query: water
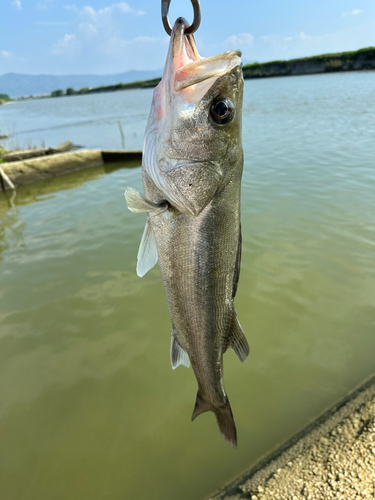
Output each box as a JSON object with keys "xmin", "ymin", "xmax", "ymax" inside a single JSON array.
[
  {"xmin": 0, "ymin": 71, "xmax": 375, "ymax": 500},
  {"xmin": 0, "ymin": 88, "xmax": 154, "ymax": 151}
]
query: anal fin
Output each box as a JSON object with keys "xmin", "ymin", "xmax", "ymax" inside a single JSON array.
[
  {"xmin": 228, "ymin": 311, "xmax": 250, "ymax": 363},
  {"xmin": 170, "ymin": 334, "xmax": 190, "ymax": 369},
  {"xmin": 136, "ymin": 219, "xmax": 158, "ymax": 277}
]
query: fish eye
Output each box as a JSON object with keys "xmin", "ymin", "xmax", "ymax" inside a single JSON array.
[{"xmin": 209, "ymin": 97, "xmax": 235, "ymax": 126}]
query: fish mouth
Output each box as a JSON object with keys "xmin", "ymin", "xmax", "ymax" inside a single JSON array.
[
  {"xmin": 175, "ymin": 50, "xmax": 242, "ymax": 92},
  {"xmin": 165, "ymin": 18, "xmax": 242, "ymax": 94}
]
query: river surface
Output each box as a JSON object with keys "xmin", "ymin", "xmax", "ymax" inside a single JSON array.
[{"xmin": 0, "ymin": 71, "xmax": 375, "ymax": 500}]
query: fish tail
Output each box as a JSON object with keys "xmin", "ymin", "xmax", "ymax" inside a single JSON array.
[
  {"xmin": 191, "ymin": 392, "xmax": 237, "ymax": 448},
  {"xmin": 124, "ymin": 187, "xmax": 168, "ymax": 214},
  {"xmin": 213, "ymin": 401, "xmax": 237, "ymax": 449}
]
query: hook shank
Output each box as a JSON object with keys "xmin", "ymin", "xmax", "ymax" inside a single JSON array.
[{"xmin": 162, "ymin": 0, "xmax": 201, "ymax": 36}]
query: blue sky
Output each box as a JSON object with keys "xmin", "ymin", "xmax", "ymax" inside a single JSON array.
[{"xmin": 1, "ymin": 0, "xmax": 375, "ymax": 75}]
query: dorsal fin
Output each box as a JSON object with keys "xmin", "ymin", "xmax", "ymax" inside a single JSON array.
[
  {"xmin": 226, "ymin": 311, "xmax": 250, "ymax": 363},
  {"xmin": 232, "ymin": 224, "xmax": 242, "ymax": 298}
]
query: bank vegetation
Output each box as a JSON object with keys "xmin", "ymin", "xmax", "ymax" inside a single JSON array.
[
  {"xmin": 0, "ymin": 93, "xmax": 12, "ymax": 105},
  {"xmin": 2, "ymin": 47, "xmax": 374, "ymax": 103}
]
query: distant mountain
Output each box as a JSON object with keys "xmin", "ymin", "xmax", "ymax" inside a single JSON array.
[{"xmin": 0, "ymin": 70, "xmax": 163, "ymax": 98}]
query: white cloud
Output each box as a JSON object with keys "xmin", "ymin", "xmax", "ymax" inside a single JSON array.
[
  {"xmin": 1, "ymin": 50, "xmax": 13, "ymax": 58},
  {"xmin": 53, "ymin": 2, "xmax": 151, "ymax": 60},
  {"xmin": 296, "ymin": 31, "xmax": 315, "ymax": 42},
  {"xmin": 0, "ymin": 50, "xmax": 25, "ymax": 64},
  {"xmin": 12, "ymin": 0, "xmax": 22, "ymax": 10},
  {"xmin": 234, "ymin": 22, "xmax": 375, "ymax": 64},
  {"xmin": 253, "ymin": 31, "xmax": 332, "ymax": 61},
  {"xmin": 51, "ymin": 1, "xmax": 157, "ymax": 67},
  {"xmin": 260, "ymin": 31, "xmax": 325, "ymax": 47},
  {"xmin": 77, "ymin": 3, "xmax": 144, "ymax": 22},
  {"xmin": 342, "ymin": 9, "xmax": 363, "ymax": 17},
  {"xmin": 225, "ymin": 33, "xmax": 254, "ymax": 46},
  {"xmin": 113, "ymin": 3, "xmax": 132, "ymax": 14},
  {"xmin": 64, "ymin": 5, "xmax": 78, "ymax": 12},
  {"xmin": 51, "ymin": 34, "xmax": 82, "ymax": 56},
  {"xmin": 35, "ymin": 21, "xmax": 71, "ymax": 26},
  {"xmin": 78, "ymin": 22, "xmax": 98, "ymax": 36},
  {"xmin": 99, "ymin": 35, "xmax": 165, "ymax": 56},
  {"xmin": 37, "ymin": 0, "xmax": 54, "ymax": 10},
  {"xmin": 61, "ymin": 3, "xmax": 146, "ymax": 46}
]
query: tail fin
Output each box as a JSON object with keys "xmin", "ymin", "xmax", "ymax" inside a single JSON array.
[{"xmin": 191, "ymin": 392, "xmax": 237, "ymax": 448}]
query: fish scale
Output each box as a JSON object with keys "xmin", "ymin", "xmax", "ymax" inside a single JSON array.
[{"xmin": 125, "ymin": 18, "xmax": 249, "ymax": 447}]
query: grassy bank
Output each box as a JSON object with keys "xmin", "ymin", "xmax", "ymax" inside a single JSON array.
[
  {"xmin": 242, "ymin": 46, "xmax": 375, "ymax": 79},
  {"xmin": 4, "ymin": 47, "xmax": 375, "ymax": 103},
  {"xmin": 48, "ymin": 47, "xmax": 375, "ymax": 99},
  {"xmin": 48, "ymin": 77, "xmax": 162, "ymax": 99},
  {"xmin": 0, "ymin": 93, "xmax": 12, "ymax": 105}
]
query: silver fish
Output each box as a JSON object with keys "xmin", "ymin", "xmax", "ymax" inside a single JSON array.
[{"xmin": 125, "ymin": 18, "xmax": 249, "ymax": 448}]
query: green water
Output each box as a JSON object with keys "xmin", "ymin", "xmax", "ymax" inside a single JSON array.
[{"xmin": 0, "ymin": 71, "xmax": 375, "ymax": 500}]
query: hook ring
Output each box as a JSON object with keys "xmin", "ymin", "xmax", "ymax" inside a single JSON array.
[{"xmin": 162, "ymin": 0, "xmax": 201, "ymax": 36}]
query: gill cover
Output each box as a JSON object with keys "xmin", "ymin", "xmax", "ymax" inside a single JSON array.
[{"xmin": 143, "ymin": 19, "xmax": 242, "ymax": 216}]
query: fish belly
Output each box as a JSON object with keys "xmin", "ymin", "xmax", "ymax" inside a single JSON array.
[{"xmin": 150, "ymin": 180, "xmax": 240, "ymax": 398}]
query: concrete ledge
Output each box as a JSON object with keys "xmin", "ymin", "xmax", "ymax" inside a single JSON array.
[
  {"xmin": 209, "ymin": 374, "xmax": 375, "ymax": 499},
  {"xmin": 2, "ymin": 141, "xmax": 73, "ymax": 162},
  {"xmin": 0, "ymin": 149, "xmax": 143, "ymax": 190},
  {"xmin": 1, "ymin": 150, "xmax": 104, "ymax": 189}
]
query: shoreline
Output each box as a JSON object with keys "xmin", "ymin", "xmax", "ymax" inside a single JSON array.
[
  {"xmin": 242, "ymin": 46, "xmax": 375, "ymax": 80},
  {"xmin": 5, "ymin": 47, "xmax": 374, "ymax": 102},
  {"xmin": 209, "ymin": 374, "xmax": 375, "ymax": 500}
]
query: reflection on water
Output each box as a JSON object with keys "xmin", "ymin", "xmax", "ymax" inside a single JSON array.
[{"xmin": 0, "ymin": 72, "xmax": 375, "ymax": 500}]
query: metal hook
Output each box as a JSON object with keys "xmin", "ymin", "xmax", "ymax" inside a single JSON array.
[{"xmin": 162, "ymin": 0, "xmax": 201, "ymax": 36}]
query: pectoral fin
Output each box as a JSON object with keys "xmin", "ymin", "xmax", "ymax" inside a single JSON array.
[
  {"xmin": 125, "ymin": 187, "xmax": 168, "ymax": 214},
  {"xmin": 170, "ymin": 334, "xmax": 190, "ymax": 369},
  {"xmin": 136, "ymin": 219, "xmax": 158, "ymax": 277},
  {"xmin": 227, "ymin": 311, "xmax": 250, "ymax": 363}
]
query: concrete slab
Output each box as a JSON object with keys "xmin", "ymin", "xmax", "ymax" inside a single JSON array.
[
  {"xmin": 209, "ymin": 374, "xmax": 375, "ymax": 500},
  {"xmin": 0, "ymin": 149, "xmax": 143, "ymax": 190}
]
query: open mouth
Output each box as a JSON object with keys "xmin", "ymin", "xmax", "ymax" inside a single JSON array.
[
  {"xmin": 165, "ymin": 19, "xmax": 242, "ymax": 93},
  {"xmin": 175, "ymin": 50, "xmax": 242, "ymax": 91}
]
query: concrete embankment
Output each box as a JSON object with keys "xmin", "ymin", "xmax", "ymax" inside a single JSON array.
[
  {"xmin": 0, "ymin": 149, "xmax": 142, "ymax": 190},
  {"xmin": 210, "ymin": 375, "xmax": 375, "ymax": 500},
  {"xmin": 2, "ymin": 140, "xmax": 73, "ymax": 162},
  {"xmin": 242, "ymin": 47, "xmax": 375, "ymax": 79}
]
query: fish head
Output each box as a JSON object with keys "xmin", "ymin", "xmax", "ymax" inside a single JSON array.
[{"xmin": 144, "ymin": 18, "xmax": 244, "ymax": 215}]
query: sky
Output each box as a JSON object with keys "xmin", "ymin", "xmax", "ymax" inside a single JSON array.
[{"xmin": 1, "ymin": 0, "xmax": 375, "ymax": 75}]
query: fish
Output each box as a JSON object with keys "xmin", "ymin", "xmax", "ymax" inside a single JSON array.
[{"xmin": 125, "ymin": 17, "xmax": 249, "ymax": 448}]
